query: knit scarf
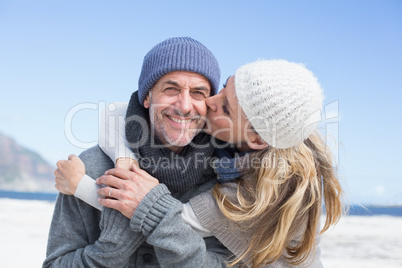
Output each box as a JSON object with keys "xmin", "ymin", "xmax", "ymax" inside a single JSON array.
[
  {"xmin": 125, "ymin": 91, "xmax": 217, "ymax": 194},
  {"xmin": 212, "ymin": 148, "xmax": 250, "ymax": 183}
]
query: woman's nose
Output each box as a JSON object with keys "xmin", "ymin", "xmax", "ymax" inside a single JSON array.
[{"xmin": 205, "ymin": 94, "xmax": 218, "ymax": 112}]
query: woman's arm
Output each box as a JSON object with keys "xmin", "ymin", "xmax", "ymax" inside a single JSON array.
[
  {"xmin": 55, "ymin": 152, "xmax": 213, "ymax": 237},
  {"xmin": 55, "ymin": 154, "xmax": 102, "ymax": 210},
  {"xmin": 99, "ymin": 102, "xmax": 137, "ymax": 163},
  {"xmin": 54, "ymin": 102, "xmax": 136, "ymax": 208},
  {"xmin": 190, "ymin": 184, "xmax": 324, "ymax": 268}
]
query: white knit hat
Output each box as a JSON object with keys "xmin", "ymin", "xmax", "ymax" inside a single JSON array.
[{"xmin": 234, "ymin": 59, "xmax": 323, "ymax": 149}]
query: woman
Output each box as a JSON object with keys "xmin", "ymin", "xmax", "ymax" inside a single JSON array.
[{"xmin": 56, "ymin": 59, "xmax": 344, "ymax": 267}]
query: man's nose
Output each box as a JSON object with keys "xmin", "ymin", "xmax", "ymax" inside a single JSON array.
[{"xmin": 176, "ymin": 91, "xmax": 192, "ymax": 115}]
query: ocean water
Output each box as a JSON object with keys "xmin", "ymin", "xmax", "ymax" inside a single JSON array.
[
  {"xmin": 0, "ymin": 190, "xmax": 58, "ymax": 201},
  {"xmin": 348, "ymin": 204, "xmax": 402, "ymax": 217}
]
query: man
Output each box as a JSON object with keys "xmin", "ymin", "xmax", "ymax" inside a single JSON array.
[{"xmin": 43, "ymin": 37, "xmax": 231, "ymax": 267}]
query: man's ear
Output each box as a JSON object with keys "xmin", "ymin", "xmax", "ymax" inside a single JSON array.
[
  {"xmin": 247, "ymin": 134, "xmax": 269, "ymax": 150},
  {"xmin": 143, "ymin": 94, "xmax": 150, "ymax": 108}
]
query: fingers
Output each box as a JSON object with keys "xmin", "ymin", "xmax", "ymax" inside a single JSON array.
[
  {"xmin": 54, "ymin": 168, "xmax": 66, "ymax": 180},
  {"xmin": 56, "ymin": 159, "xmax": 71, "ymax": 171},
  {"xmin": 115, "ymin": 157, "xmax": 135, "ymax": 170},
  {"xmin": 132, "ymin": 164, "xmax": 158, "ymax": 182},
  {"xmin": 54, "ymin": 176, "xmax": 62, "ymax": 185},
  {"xmin": 131, "ymin": 160, "xmax": 139, "ymax": 169},
  {"xmin": 131, "ymin": 163, "xmax": 147, "ymax": 177},
  {"xmin": 54, "ymin": 176, "xmax": 74, "ymax": 195},
  {"xmin": 57, "ymin": 155, "xmax": 82, "ymax": 169},
  {"xmin": 96, "ymin": 174, "xmax": 127, "ymax": 189},
  {"xmin": 56, "ymin": 159, "xmax": 66, "ymax": 169},
  {"xmin": 131, "ymin": 163, "xmax": 140, "ymax": 173},
  {"xmin": 104, "ymin": 168, "xmax": 133, "ymax": 180},
  {"xmin": 54, "ymin": 183, "xmax": 60, "ymax": 192},
  {"xmin": 97, "ymin": 189, "xmax": 137, "ymax": 219},
  {"xmin": 98, "ymin": 186, "xmax": 118, "ymax": 199},
  {"xmin": 53, "ymin": 164, "xmax": 65, "ymax": 179},
  {"xmin": 70, "ymin": 154, "xmax": 85, "ymax": 168},
  {"xmin": 98, "ymin": 197, "xmax": 122, "ymax": 212}
]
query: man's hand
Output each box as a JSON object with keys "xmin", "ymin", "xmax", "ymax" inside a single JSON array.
[
  {"xmin": 54, "ymin": 154, "xmax": 85, "ymax": 195},
  {"xmin": 96, "ymin": 164, "xmax": 159, "ymax": 219}
]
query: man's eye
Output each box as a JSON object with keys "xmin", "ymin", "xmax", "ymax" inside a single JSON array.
[
  {"xmin": 164, "ymin": 87, "xmax": 179, "ymax": 94},
  {"xmin": 194, "ymin": 91, "xmax": 206, "ymax": 96},
  {"xmin": 191, "ymin": 91, "xmax": 207, "ymax": 100}
]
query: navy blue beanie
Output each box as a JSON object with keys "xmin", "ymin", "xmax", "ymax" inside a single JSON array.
[{"xmin": 137, "ymin": 37, "xmax": 221, "ymax": 106}]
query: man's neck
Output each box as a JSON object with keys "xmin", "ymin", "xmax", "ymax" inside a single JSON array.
[
  {"xmin": 167, "ymin": 145, "xmax": 184, "ymax": 154},
  {"xmin": 153, "ymin": 136, "xmax": 185, "ymax": 154}
]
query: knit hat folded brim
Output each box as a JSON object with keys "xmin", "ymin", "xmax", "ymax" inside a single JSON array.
[{"xmin": 137, "ymin": 37, "xmax": 221, "ymax": 106}]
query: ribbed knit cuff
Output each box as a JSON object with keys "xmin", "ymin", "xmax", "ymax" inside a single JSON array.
[
  {"xmin": 99, "ymin": 207, "xmax": 136, "ymax": 245},
  {"xmin": 130, "ymin": 184, "xmax": 180, "ymax": 236}
]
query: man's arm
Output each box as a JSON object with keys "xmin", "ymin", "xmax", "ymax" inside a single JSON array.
[
  {"xmin": 96, "ymin": 166, "xmax": 232, "ymax": 267},
  {"xmin": 47, "ymin": 147, "xmax": 230, "ymax": 267},
  {"xmin": 43, "ymin": 193, "xmax": 147, "ymax": 267},
  {"xmin": 43, "ymin": 146, "xmax": 146, "ymax": 267},
  {"xmin": 130, "ymin": 184, "xmax": 232, "ymax": 267}
]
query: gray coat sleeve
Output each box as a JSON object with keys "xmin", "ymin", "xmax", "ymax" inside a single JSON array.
[
  {"xmin": 43, "ymin": 193, "xmax": 147, "ymax": 267},
  {"xmin": 43, "ymin": 145, "xmax": 232, "ymax": 267},
  {"xmin": 130, "ymin": 184, "xmax": 233, "ymax": 267},
  {"xmin": 43, "ymin": 146, "xmax": 146, "ymax": 267}
]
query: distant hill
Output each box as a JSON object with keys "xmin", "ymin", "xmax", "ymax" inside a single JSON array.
[{"xmin": 0, "ymin": 133, "xmax": 57, "ymax": 193}]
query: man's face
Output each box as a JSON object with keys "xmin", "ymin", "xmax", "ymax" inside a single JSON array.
[{"xmin": 143, "ymin": 71, "xmax": 211, "ymax": 153}]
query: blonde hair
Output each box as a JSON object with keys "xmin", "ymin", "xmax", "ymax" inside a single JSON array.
[{"xmin": 212, "ymin": 132, "xmax": 344, "ymax": 267}]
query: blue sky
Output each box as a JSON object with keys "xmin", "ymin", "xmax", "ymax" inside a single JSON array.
[{"xmin": 1, "ymin": 0, "xmax": 401, "ymax": 205}]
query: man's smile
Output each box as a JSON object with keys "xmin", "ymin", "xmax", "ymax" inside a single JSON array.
[{"xmin": 167, "ymin": 115, "xmax": 195, "ymax": 124}]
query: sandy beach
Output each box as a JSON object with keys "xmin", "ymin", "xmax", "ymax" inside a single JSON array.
[{"xmin": 1, "ymin": 198, "xmax": 401, "ymax": 268}]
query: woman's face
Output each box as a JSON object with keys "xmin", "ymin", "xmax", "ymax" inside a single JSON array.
[{"xmin": 204, "ymin": 76, "xmax": 256, "ymax": 152}]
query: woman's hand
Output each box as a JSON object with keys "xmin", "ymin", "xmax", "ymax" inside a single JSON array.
[
  {"xmin": 96, "ymin": 164, "xmax": 159, "ymax": 219},
  {"xmin": 115, "ymin": 157, "xmax": 139, "ymax": 171},
  {"xmin": 54, "ymin": 154, "xmax": 85, "ymax": 195}
]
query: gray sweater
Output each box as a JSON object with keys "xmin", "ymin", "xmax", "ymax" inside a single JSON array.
[
  {"xmin": 43, "ymin": 145, "xmax": 231, "ymax": 267},
  {"xmin": 190, "ymin": 183, "xmax": 323, "ymax": 268}
]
